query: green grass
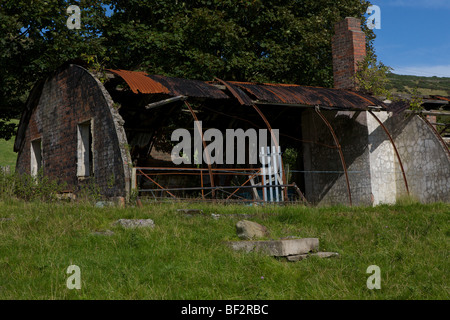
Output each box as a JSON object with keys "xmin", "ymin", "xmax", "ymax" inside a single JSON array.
[
  {"xmin": 0, "ymin": 199, "xmax": 448, "ymax": 300},
  {"xmin": 0, "ymin": 119, "xmax": 18, "ymax": 172},
  {"xmin": 387, "ymin": 73, "xmax": 450, "ymax": 96},
  {"xmin": 0, "ymin": 137, "xmax": 16, "ymax": 171}
]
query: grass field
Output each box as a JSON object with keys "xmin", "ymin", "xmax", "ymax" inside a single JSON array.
[
  {"xmin": 0, "ymin": 118, "xmax": 448, "ymax": 300},
  {"xmin": 0, "ymin": 198, "xmax": 448, "ymax": 300},
  {"xmin": 0, "ymin": 119, "xmax": 18, "ymax": 172},
  {"xmin": 0, "ymin": 136, "xmax": 16, "ymax": 171},
  {"xmin": 387, "ymin": 73, "xmax": 450, "ymax": 96}
]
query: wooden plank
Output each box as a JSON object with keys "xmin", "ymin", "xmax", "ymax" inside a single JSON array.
[
  {"xmin": 145, "ymin": 95, "xmax": 187, "ymax": 110},
  {"xmin": 248, "ymin": 175, "xmax": 261, "ymax": 200}
]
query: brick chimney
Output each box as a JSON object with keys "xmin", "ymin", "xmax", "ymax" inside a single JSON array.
[{"xmin": 332, "ymin": 17, "xmax": 366, "ymax": 90}]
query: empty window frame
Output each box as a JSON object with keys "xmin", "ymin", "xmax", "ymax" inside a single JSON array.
[
  {"xmin": 30, "ymin": 138, "xmax": 42, "ymax": 177},
  {"xmin": 77, "ymin": 120, "xmax": 94, "ymax": 177}
]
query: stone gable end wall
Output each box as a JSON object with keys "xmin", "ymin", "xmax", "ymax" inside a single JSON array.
[{"xmin": 16, "ymin": 65, "xmax": 130, "ymax": 198}]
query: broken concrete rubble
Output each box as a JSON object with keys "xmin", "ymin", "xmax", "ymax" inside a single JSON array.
[
  {"xmin": 226, "ymin": 238, "xmax": 319, "ymax": 257},
  {"xmin": 92, "ymin": 229, "xmax": 115, "ymax": 236},
  {"xmin": 227, "ymin": 221, "xmax": 338, "ymax": 262},
  {"xmin": 113, "ymin": 219, "xmax": 155, "ymax": 229},
  {"xmin": 286, "ymin": 251, "xmax": 339, "ymax": 262},
  {"xmin": 177, "ymin": 209, "xmax": 204, "ymax": 216}
]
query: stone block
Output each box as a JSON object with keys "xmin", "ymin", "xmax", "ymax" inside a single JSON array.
[
  {"xmin": 92, "ymin": 230, "xmax": 115, "ymax": 236},
  {"xmin": 286, "ymin": 251, "xmax": 339, "ymax": 262},
  {"xmin": 177, "ymin": 209, "xmax": 204, "ymax": 215},
  {"xmin": 227, "ymin": 238, "xmax": 319, "ymax": 257},
  {"xmin": 113, "ymin": 219, "xmax": 155, "ymax": 229}
]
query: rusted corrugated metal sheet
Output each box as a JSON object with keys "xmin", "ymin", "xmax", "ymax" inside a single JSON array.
[
  {"xmin": 385, "ymin": 100, "xmax": 410, "ymax": 115},
  {"xmin": 148, "ymin": 75, "xmax": 229, "ymax": 99},
  {"xmin": 109, "ymin": 68, "xmax": 386, "ymax": 109},
  {"xmin": 108, "ymin": 69, "xmax": 170, "ymax": 94},
  {"xmin": 430, "ymin": 95, "xmax": 450, "ymax": 102},
  {"xmin": 214, "ymin": 78, "xmax": 253, "ymax": 106},
  {"xmin": 109, "ymin": 69, "xmax": 228, "ymax": 99},
  {"xmin": 228, "ymin": 81, "xmax": 386, "ymax": 109}
]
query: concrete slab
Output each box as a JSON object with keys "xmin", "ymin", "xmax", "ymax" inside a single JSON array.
[
  {"xmin": 286, "ymin": 251, "xmax": 339, "ymax": 262},
  {"xmin": 177, "ymin": 209, "xmax": 204, "ymax": 215},
  {"xmin": 227, "ymin": 238, "xmax": 319, "ymax": 257},
  {"xmin": 113, "ymin": 219, "xmax": 155, "ymax": 229}
]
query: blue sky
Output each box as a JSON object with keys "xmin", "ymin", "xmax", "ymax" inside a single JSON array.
[{"xmin": 367, "ymin": 0, "xmax": 450, "ymax": 77}]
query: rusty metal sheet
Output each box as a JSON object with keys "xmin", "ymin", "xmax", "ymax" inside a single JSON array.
[
  {"xmin": 148, "ymin": 75, "xmax": 229, "ymax": 99},
  {"xmin": 385, "ymin": 100, "xmax": 410, "ymax": 114},
  {"xmin": 430, "ymin": 95, "xmax": 450, "ymax": 102},
  {"xmin": 229, "ymin": 81, "xmax": 386, "ymax": 109},
  {"xmin": 214, "ymin": 78, "xmax": 253, "ymax": 105},
  {"xmin": 108, "ymin": 69, "xmax": 170, "ymax": 94},
  {"xmin": 108, "ymin": 69, "xmax": 386, "ymax": 109}
]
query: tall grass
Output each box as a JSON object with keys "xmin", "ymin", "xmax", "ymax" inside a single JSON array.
[
  {"xmin": 0, "ymin": 121, "xmax": 18, "ymax": 171},
  {"xmin": 0, "ymin": 170, "xmax": 66, "ymax": 202},
  {"xmin": 0, "ymin": 199, "xmax": 448, "ymax": 300}
]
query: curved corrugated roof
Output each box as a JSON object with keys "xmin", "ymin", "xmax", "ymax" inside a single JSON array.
[
  {"xmin": 227, "ymin": 81, "xmax": 386, "ymax": 109},
  {"xmin": 107, "ymin": 69, "xmax": 170, "ymax": 94},
  {"xmin": 108, "ymin": 69, "xmax": 229, "ymax": 99},
  {"xmin": 108, "ymin": 69, "xmax": 386, "ymax": 110},
  {"xmin": 147, "ymin": 74, "xmax": 229, "ymax": 99}
]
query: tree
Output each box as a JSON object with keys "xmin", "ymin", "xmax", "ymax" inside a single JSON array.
[
  {"xmin": 1, "ymin": 0, "xmax": 376, "ymax": 139},
  {"xmin": 0, "ymin": 0, "xmax": 107, "ymax": 140},
  {"xmin": 354, "ymin": 55, "xmax": 392, "ymax": 97},
  {"xmin": 103, "ymin": 0, "xmax": 374, "ymax": 85}
]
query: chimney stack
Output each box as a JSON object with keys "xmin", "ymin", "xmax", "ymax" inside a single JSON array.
[{"xmin": 332, "ymin": 17, "xmax": 366, "ymax": 90}]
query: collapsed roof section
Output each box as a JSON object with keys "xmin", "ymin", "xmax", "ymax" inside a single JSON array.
[
  {"xmin": 385, "ymin": 94, "xmax": 450, "ymax": 115},
  {"xmin": 107, "ymin": 69, "xmax": 386, "ymax": 110},
  {"xmin": 108, "ymin": 69, "xmax": 228, "ymax": 99},
  {"xmin": 220, "ymin": 80, "xmax": 385, "ymax": 109},
  {"xmin": 107, "ymin": 69, "xmax": 170, "ymax": 95}
]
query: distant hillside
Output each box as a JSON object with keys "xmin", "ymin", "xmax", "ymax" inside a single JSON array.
[
  {"xmin": 385, "ymin": 74, "xmax": 450, "ymax": 139},
  {"xmin": 386, "ymin": 73, "xmax": 450, "ymax": 96}
]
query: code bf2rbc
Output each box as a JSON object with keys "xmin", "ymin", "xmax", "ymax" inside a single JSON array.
[{"xmin": 226, "ymin": 305, "xmax": 269, "ymax": 315}]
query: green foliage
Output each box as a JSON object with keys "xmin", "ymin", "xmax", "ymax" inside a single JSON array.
[
  {"xmin": 0, "ymin": 0, "xmax": 107, "ymax": 138},
  {"xmin": 283, "ymin": 147, "xmax": 298, "ymax": 182},
  {"xmin": 354, "ymin": 55, "xmax": 392, "ymax": 97},
  {"xmin": 1, "ymin": 0, "xmax": 375, "ymax": 139},
  {"xmin": 0, "ymin": 169, "xmax": 66, "ymax": 201},
  {"xmin": 408, "ymin": 87, "xmax": 424, "ymax": 112},
  {"xmin": 103, "ymin": 0, "xmax": 373, "ymax": 86},
  {"xmin": 0, "ymin": 121, "xmax": 17, "ymax": 141},
  {"xmin": 81, "ymin": 53, "xmax": 110, "ymax": 83},
  {"xmin": 77, "ymin": 178, "xmax": 103, "ymax": 203},
  {"xmin": 0, "ymin": 126, "xmax": 17, "ymax": 169},
  {"xmin": 386, "ymin": 73, "xmax": 450, "ymax": 96},
  {"xmin": 128, "ymin": 188, "xmax": 139, "ymax": 205}
]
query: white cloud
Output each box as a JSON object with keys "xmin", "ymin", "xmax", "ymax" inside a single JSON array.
[{"xmin": 392, "ymin": 65, "xmax": 450, "ymax": 77}]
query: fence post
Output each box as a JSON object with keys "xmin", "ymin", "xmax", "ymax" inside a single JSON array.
[
  {"xmin": 260, "ymin": 146, "xmax": 286, "ymax": 203},
  {"xmin": 131, "ymin": 167, "xmax": 137, "ymax": 190},
  {"xmin": 278, "ymin": 146, "xmax": 284, "ymax": 201},
  {"xmin": 272, "ymin": 146, "xmax": 280, "ymax": 202},
  {"xmin": 266, "ymin": 146, "xmax": 274, "ymax": 202}
]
